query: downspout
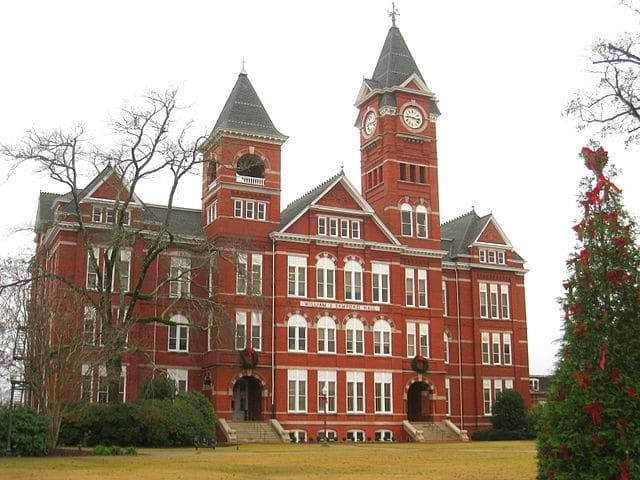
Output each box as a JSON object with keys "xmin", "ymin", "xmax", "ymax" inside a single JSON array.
[
  {"xmin": 271, "ymin": 237, "xmax": 276, "ymax": 418},
  {"xmin": 455, "ymin": 266, "xmax": 464, "ymax": 430}
]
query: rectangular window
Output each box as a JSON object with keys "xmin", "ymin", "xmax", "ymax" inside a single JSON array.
[
  {"xmin": 494, "ymin": 379, "xmax": 503, "ymax": 399},
  {"xmin": 479, "ymin": 249, "xmax": 486, "ymax": 263},
  {"xmin": 374, "ymin": 372, "xmax": 392, "ymax": 413},
  {"xmin": 372, "ymin": 263, "xmax": 390, "ymax": 303},
  {"xmin": 81, "ymin": 365, "xmax": 92, "ymax": 401},
  {"xmin": 251, "ymin": 311, "xmax": 262, "ymax": 350},
  {"xmin": 87, "ymin": 247, "xmax": 100, "ymax": 290},
  {"xmin": 169, "ymin": 319, "xmax": 189, "ymax": 352},
  {"xmin": 442, "ymin": 280, "xmax": 448, "ymax": 316},
  {"xmin": 406, "ymin": 322, "xmax": 416, "ymax": 358},
  {"xmin": 479, "ymin": 283, "xmax": 488, "ymax": 318},
  {"xmin": 445, "ymin": 378, "xmax": 451, "ymax": 416},
  {"xmin": 481, "ymin": 332, "xmax": 490, "ymax": 365},
  {"xmin": 416, "ymin": 209, "xmax": 427, "ymax": 238},
  {"xmin": 345, "ymin": 264, "xmax": 362, "ymax": 301},
  {"xmin": 346, "ymin": 322, "xmax": 364, "ymax": 354},
  {"xmin": 121, "ymin": 210, "xmax": 130, "ymax": 226},
  {"xmin": 115, "ymin": 250, "xmax": 131, "ymax": 292},
  {"xmin": 257, "ymin": 202, "xmax": 266, "ymax": 220},
  {"xmin": 500, "ymin": 285, "xmax": 510, "ymax": 319},
  {"xmin": 287, "ymin": 256, "xmax": 307, "ymax": 297},
  {"xmin": 505, "ymin": 379, "xmax": 514, "ymax": 390},
  {"xmin": 92, "ymin": 207, "xmax": 103, "ymax": 223},
  {"xmin": 236, "ymin": 253, "xmax": 247, "ymax": 294},
  {"xmin": 503, "ymin": 333, "xmax": 512, "ymax": 365},
  {"xmin": 206, "ymin": 202, "xmax": 217, "ymax": 224},
  {"xmin": 233, "ymin": 199, "xmax": 243, "ymax": 218},
  {"xmin": 409, "ymin": 164, "xmax": 416, "ymax": 182},
  {"xmin": 251, "ymin": 253, "xmax": 262, "ymax": 295},
  {"xmin": 245, "ymin": 201, "xmax": 255, "ymax": 219},
  {"xmin": 105, "ymin": 209, "xmax": 115, "ymax": 224},
  {"xmin": 318, "ymin": 217, "xmax": 327, "ymax": 235},
  {"xmin": 492, "ymin": 332, "xmax": 501, "ymax": 365},
  {"xmin": 169, "ymin": 256, "xmax": 190, "ymax": 298},
  {"xmin": 318, "ymin": 371, "xmax": 337, "ymax": 413},
  {"xmin": 288, "ymin": 369, "xmax": 307, "ymax": 413},
  {"xmin": 401, "ymin": 209, "xmax": 412, "ymax": 236},
  {"xmin": 399, "ymin": 163, "xmax": 406, "ymax": 181},
  {"xmin": 419, "ymin": 323, "xmax": 429, "ymax": 357},
  {"xmin": 340, "ymin": 219, "xmax": 349, "ymax": 237},
  {"xmin": 497, "ymin": 251, "xmax": 505, "ymax": 264},
  {"xmin": 83, "ymin": 306, "xmax": 96, "ymax": 345},
  {"xmin": 346, "ymin": 371, "xmax": 365, "ymax": 413},
  {"xmin": 168, "ymin": 368, "xmax": 188, "ymax": 393},
  {"xmin": 488, "ymin": 250, "xmax": 496, "ymax": 264},
  {"xmin": 417, "ymin": 269, "xmax": 427, "ymax": 307},
  {"xmin": 490, "ymin": 284, "xmax": 499, "ymax": 318},
  {"xmin": 419, "ymin": 166, "xmax": 426, "ymax": 184},
  {"xmin": 329, "ymin": 218, "xmax": 338, "ymax": 237},
  {"xmin": 235, "ymin": 311, "xmax": 247, "ymax": 350},
  {"xmin": 351, "ymin": 221, "xmax": 360, "ymax": 239},
  {"xmin": 483, "ymin": 379, "xmax": 492, "ymax": 415},
  {"xmin": 405, "ymin": 268, "xmax": 415, "ymax": 306}
]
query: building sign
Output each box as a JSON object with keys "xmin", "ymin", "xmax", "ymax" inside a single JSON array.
[{"xmin": 299, "ymin": 300, "xmax": 381, "ymax": 312}]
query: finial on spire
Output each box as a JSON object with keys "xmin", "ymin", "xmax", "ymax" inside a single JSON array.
[
  {"xmin": 340, "ymin": 163, "xmax": 345, "ymax": 174},
  {"xmin": 388, "ymin": 2, "xmax": 399, "ymax": 26},
  {"xmin": 240, "ymin": 57, "xmax": 247, "ymax": 75}
]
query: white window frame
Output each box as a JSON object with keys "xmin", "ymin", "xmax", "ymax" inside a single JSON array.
[
  {"xmin": 407, "ymin": 322, "xmax": 416, "ymax": 358},
  {"xmin": 481, "ymin": 332, "xmax": 490, "ymax": 365},
  {"xmin": 83, "ymin": 306, "xmax": 96, "ymax": 345},
  {"xmin": 168, "ymin": 314, "xmax": 189, "ymax": 352},
  {"xmin": 417, "ymin": 269, "xmax": 427, "ymax": 307},
  {"xmin": 374, "ymin": 371, "xmax": 392, "ymax": 413},
  {"xmin": 345, "ymin": 317, "xmax": 364, "ymax": 355},
  {"xmin": 316, "ymin": 257, "xmax": 335, "ymax": 300},
  {"xmin": 503, "ymin": 333, "xmax": 512, "ymax": 365},
  {"xmin": 317, "ymin": 316, "xmax": 336, "ymax": 354},
  {"xmin": 251, "ymin": 253, "xmax": 263, "ymax": 295},
  {"xmin": 347, "ymin": 429, "xmax": 366, "ymax": 442},
  {"xmin": 87, "ymin": 247, "xmax": 100, "ymax": 290},
  {"xmin": 445, "ymin": 377, "xmax": 451, "ymax": 416},
  {"xmin": 490, "ymin": 284, "xmax": 499, "ymax": 319},
  {"xmin": 372, "ymin": 263, "xmax": 390, "ymax": 303},
  {"xmin": 373, "ymin": 319, "xmax": 392, "ymax": 356},
  {"xmin": 245, "ymin": 201, "xmax": 255, "ymax": 219},
  {"xmin": 479, "ymin": 283, "xmax": 488, "ymax": 318},
  {"xmin": 288, "ymin": 255, "xmax": 307, "ymax": 297},
  {"xmin": 346, "ymin": 371, "xmax": 365, "ymax": 413},
  {"xmin": 251, "ymin": 311, "xmax": 262, "ymax": 350},
  {"xmin": 92, "ymin": 206, "xmax": 103, "ymax": 223},
  {"xmin": 236, "ymin": 253, "xmax": 248, "ymax": 295},
  {"xmin": 405, "ymin": 268, "xmax": 415, "ymax": 306},
  {"xmin": 114, "ymin": 250, "xmax": 131, "ymax": 292},
  {"xmin": 500, "ymin": 284, "xmax": 510, "ymax": 319},
  {"xmin": 351, "ymin": 221, "xmax": 361, "ymax": 239},
  {"xmin": 257, "ymin": 202, "xmax": 266, "ymax": 221},
  {"xmin": 344, "ymin": 260, "xmax": 363, "ymax": 302},
  {"xmin": 400, "ymin": 203, "xmax": 413, "ymax": 236},
  {"xmin": 483, "ymin": 379, "xmax": 492, "ymax": 415},
  {"xmin": 416, "ymin": 205, "xmax": 428, "ymax": 238},
  {"xmin": 287, "ymin": 314, "xmax": 307, "ymax": 352},
  {"xmin": 168, "ymin": 368, "xmax": 188, "ymax": 393},
  {"xmin": 317, "ymin": 370, "xmax": 337, "ymax": 413},
  {"xmin": 329, "ymin": 218, "xmax": 338, "ymax": 237},
  {"xmin": 340, "ymin": 219, "xmax": 349, "ymax": 238},
  {"xmin": 233, "ymin": 199, "xmax": 243, "ymax": 218},
  {"xmin": 169, "ymin": 256, "xmax": 191, "ymax": 298},
  {"xmin": 442, "ymin": 280, "xmax": 448, "ymax": 316},
  {"xmin": 375, "ymin": 430, "xmax": 393, "ymax": 442},
  {"xmin": 492, "ymin": 332, "xmax": 501, "ymax": 365},
  {"xmin": 288, "ymin": 369, "xmax": 307, "ymax": 413},
  {"xmin": 444, "ymin": 331, "xmax": 451, "ymax": 364},
  {"xmin": 235, "ymin": 311, "xmax": 247, "ymax": 350},
  {"xmin": 318, "ymin": 217, "xmax": 327, "ymax": 236}
]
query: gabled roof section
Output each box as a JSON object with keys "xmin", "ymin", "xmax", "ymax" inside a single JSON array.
[
  {"xmin": 209, "ymin": 72, "xmax": 287, "ymax": 143},
  {"xmin": 441, "ymin": 210, "xmax": 524, "ymax": 262},
  {"xmin": 144, "ymin": 205, "xmax": 205, "ymax": 238},
  {"xmin": 277, "ymin": 171, "xmax": 399, "ymax": 244}
]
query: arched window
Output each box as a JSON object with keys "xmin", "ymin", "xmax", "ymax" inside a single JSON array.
[
  {"xmin": 317, "ymin": 316, "xmax": 336, "ymax": 353},
  {"xmin": 345, "ymin": 317, "xmax": 364, "ymax": 355},
  {"xmin": 344, "ymin": 260, "xmax": 363, "ymax": 301},
  {"xmin": 287, "ymin": 315, "xmax": 307, "ymax": 352},
  {"xmin": 416, "ymin": 205, "xmax": 428, "ymax": 238},
  {"xmin": 236, "ymin": 154, "xmax": 265, "ymax": 178},
  {"xmin": 316, "ymin": 257, "xmax": 335, "ymax": 299},
  {"xmin": 373, "ymin": 319, "xmax": 391, "ymax": 356},
  {"xmin": 401, "ymin": 203, "xmax": 413, "ymax": 236},
  {"xmin": 169, "ymin": 314, "xmax": 189, "ymax": 352}
]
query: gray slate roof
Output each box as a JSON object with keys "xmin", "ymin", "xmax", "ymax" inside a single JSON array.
[
  {"xmin": 144, "ymin": 205, "xmax": 204, "ymax": 238},
  {"xmin": 210, "ymin": 72, "xmax": 287, "ymax": 141},
  {"xmin": 365, "ymin": 26, "xmax": 441, "ymax": 116},
  {"xmin": 441, "ymin": 209, "xmax": 524, "ymax": 262}
]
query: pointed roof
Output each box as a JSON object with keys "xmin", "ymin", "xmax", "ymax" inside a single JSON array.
[
  {"xmin": 441, "ymin": 210, "xmax": 524, "ymax": 262},
  {"xmin": 209, "ymin": 72, "xmax": 287, "ymax": 143},
  {"xmin": 368, "ymin": 26, "xmax": 424, "ymax": 90}
]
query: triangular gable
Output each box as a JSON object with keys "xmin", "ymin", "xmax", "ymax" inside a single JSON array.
[
  {"xmin": 355, "ymin": 80, "xmax": 375, "ymax": 107},
  {"xmin": 278, "ymin": 174, "xmax": 400, "ymax": 245},
  {"xmin": 79, "ymin": 166, "xmax": 144, "ymax": 206},
  {"xmin": 399, "ymin": 73, "xmax": 434, "ymax": 96},
  {"xmin": 472, "ymin": 216, "xmax": 513, "ymax": 248}
]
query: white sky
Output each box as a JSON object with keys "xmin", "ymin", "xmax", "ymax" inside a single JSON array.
[{"xmin": 1, "ymin": 0, "xmax": 639, "ymax": 375}]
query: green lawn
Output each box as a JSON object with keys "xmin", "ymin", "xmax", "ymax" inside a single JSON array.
[{"xmin": 1, "ymin": 441, "xmax": 537, "ymax": 480}]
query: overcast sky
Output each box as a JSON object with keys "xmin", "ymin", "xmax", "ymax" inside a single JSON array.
[{"xmin": 1, "ymin": 0, "xmax": 639, "ymax": 375}]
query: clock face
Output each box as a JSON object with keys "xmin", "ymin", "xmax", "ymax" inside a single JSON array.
[
  {"xmin": 364, "ymin": 111, "xmax": 377, "ymax": 135},
  {"xmin": 402, "ymin": 106, "xmax": 424, "ymax": 129}
]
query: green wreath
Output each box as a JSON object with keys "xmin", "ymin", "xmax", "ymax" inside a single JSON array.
[
  {"xmin": 411, "ymin": 355, "xmax": 429, "ymax": 374},
  {"xmin": 240, "ymin": 348, "xmax": 258, "ymax": 369}
]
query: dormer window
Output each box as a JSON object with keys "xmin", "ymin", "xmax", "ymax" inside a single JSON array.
[
  {"xmin": 479, "ymin": 248, "xmax": 506, "ymax": 265},
  {"xmin": 92, "ymin": 206, "xmax": 130, "ymax": 226}
]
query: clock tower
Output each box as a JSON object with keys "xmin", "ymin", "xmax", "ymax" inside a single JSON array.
[{"xmin": 355, "ymin": 21, "xmax": 441, "ymax": 250}]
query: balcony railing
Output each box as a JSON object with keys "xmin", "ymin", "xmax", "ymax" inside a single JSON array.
[{"xmin": 236, "ymin": 174, "xmax": 265, "ymax": 186}]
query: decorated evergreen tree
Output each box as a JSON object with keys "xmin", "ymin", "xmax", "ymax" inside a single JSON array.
[{"xmin": 537, "ymin": 146, "xmax": 640, "ymax": 480}]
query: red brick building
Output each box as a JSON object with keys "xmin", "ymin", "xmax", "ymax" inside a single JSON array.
[{"xmin": 35, "ymin": 22, "xmax": 530, "ymax": 441}]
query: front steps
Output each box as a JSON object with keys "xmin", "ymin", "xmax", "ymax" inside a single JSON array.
[
  {"xmin": 219, "ymin": 420, "xmax": 290, "ymax": 444},
  {"xmin": 403, "ymin": 420, "xmax": 469, "ymax": 442}
]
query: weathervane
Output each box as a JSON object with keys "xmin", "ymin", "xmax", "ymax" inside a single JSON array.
[
  {"xmin": 388, "ymin": 2, "xmax": 399, "ymax": 26},
  {"xmin": 241, "ymin": 57, "xmax": 247, "ymax": 75}
]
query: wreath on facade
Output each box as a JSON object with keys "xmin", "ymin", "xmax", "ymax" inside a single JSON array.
[
  {"xmin": 240, "ymin": 348, "xmax": 258, "ymax": 369},
  {"xmin": 411, "ymin": 355, "xmax": 429, "ymax": 374}
]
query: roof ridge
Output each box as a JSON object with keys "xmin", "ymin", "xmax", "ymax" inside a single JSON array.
[
  {"xmin": 283, "ymin": 171, "xmax": 343, "ymax": 211},
  {"xmin": 441, "ymin": 209, "xmax": 476, "ymax": 226}
]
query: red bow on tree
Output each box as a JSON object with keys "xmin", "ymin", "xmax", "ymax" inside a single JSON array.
[{"xmin": 583, "ymin": 402, "xmax": 603, "ymax": 424}]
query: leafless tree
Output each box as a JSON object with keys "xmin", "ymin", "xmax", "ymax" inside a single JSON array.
[
  {"xmin": 567, "ymin": 1, "xmax": 640, "ymax": 145},
  {"xmin": 1, "ymin": 89, "xmax": 235, "ymax": 445}
]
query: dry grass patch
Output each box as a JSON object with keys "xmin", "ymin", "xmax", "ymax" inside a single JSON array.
[{"xmin": 1, "ymin": 441, "xmax": 536, "ymax": 480}]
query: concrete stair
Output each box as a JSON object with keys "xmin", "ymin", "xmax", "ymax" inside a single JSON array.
[
  {"xmin": 224, "ymin": 420, "xmax": 286, "ymax": 444},
  {"xmin": 405, "ymin": 421, "xmax": 465, "ymax": 442}
]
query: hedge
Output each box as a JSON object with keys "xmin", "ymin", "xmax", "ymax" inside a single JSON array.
[{"xmin": 0, "ymin": 406, "xmax": 51, "ymax": 456}]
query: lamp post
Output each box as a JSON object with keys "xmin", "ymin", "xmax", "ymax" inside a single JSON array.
[{"xmin": 321, "ymin": 385, "xmax": 329, "ymax": 447}]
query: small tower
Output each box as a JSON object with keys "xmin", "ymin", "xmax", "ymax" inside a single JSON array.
[
  {"xmin": 355, "ymin": 19, "xmax": 441, "ymax": 249},
  {"xmin": 201, "ymin": 70, "xmax": 287, "ymax": 243}
]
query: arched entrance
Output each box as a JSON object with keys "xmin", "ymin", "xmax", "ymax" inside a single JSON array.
[
  {"xmin": 232, "ymin": 376, "xmax": 263, "ymax": 421},
  {"xmin": 407, "ymin": 381, "xmax": 431, "ymax": 421}
]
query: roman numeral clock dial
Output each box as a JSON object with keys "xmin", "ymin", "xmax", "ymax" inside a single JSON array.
[{"xmin": 402, "ymin": 106, "xmax": 423, "ymax": 129}]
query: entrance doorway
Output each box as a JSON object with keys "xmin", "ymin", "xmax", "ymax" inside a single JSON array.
[
  {"xmin": 232, "ymin": 376, "xmax": 262, "ymax": 421},
  {"xmin": 407, "ymin": 381, "xmax": 431, "ymax": 422}
]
